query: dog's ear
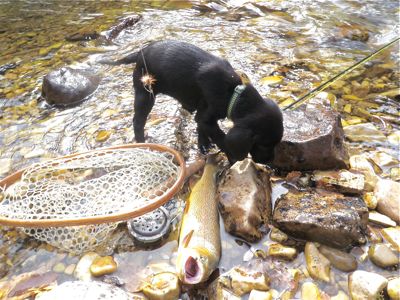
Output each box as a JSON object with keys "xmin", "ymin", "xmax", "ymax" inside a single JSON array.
[{"xmin": 225, "ymin": 126, "xmax": 254, "ymax": 162}]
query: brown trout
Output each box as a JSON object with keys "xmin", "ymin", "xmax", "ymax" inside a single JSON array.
[{"xmin": 176, "ymin": 155, "xmax": 221, "ymax": 284}]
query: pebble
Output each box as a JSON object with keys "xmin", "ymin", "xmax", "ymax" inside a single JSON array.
[
  {"xmin": 53, "ymin": 262, "xmax": 66, "ymax": 273},
  {"xmin": 331, "ymin": 291, "xmax": 349, "ymax": 300},
  {"xmin": 348, "ymin": 270, "xmax": 388, "ymax": 300},
  {"xmin": 74, "ymin": 252, "xmax": 100, "ymax": 281},
  {"xmin": 349, "ymin": 155, "xmax": 378, "ymax": 191},
  {"xmin": 141, "ymin": 272, "xmax": 180, "ymax": 300},
  {"xmin": 219, "ymin": 267, "xmax": 269, "ymax": 296},
  {"xmin": 368, "ymin": 243, "xmax": 399, "ymax": 268},
  {"xmin": 268, "ymin": 244, "xmax": 297, "ymax": 260},
  {"xmin": 305, "ymin": 242, "xmax": 331, "ymax": 282},
  {"xmin": 369, "ymin": 211, "xmax": 397, "ymax": 227},
  {"xmin": 301, "ymin": 282, "xmax": 321, "ymax": 300},
  {"xmin": 95, "ymin": 130, "xmax": 112, "ymax": 142},
  {"xmin": 381, "ymin": 227, "xmax": 400, "ymax": 251},
  {"xmin": 318, "ymin": 245, "xmax": 357, "ymax": 272},
  {"xmin": 388, "ymin": 277, "xmax": 400, "ymax": 300},
  {"xmin": 64, "ymin": 264, "xmax": 76, "ymax": 275},
  {"xmin": 363, "ymin": 192, "xmax": 377, "ymax": 210},
  {"xmin": 90, "ymin": 256, "xmax": 118, "ymax": 277},
  {"xmin": 249, "ymin": 289, "xmax": 272, "ymax": 300},
  {"xmin": 269, "ymin": 227, "xmax": 288, "ymax": 243}
]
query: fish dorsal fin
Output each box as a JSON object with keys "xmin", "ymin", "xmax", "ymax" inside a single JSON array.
[{"xmin": 182, "ymin": 230, "xmax": 194, "ymax": 248}]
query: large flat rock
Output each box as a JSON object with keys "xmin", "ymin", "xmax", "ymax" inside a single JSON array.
[
  {"xmin": 273, "ymin": 188, "xmax": 368, "ymax": 248},
  {"xmin": 272, "ymin": 106, "xmax": 349, "ymax": 170}
]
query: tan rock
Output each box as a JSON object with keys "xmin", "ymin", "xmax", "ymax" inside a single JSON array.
[
  {"xmin": 363, "ymin": 192, "xmax": 377, "ymax": 210},
  {"xmin": 269, "ymin": 227, "xmax": 288, "ymax": 243},
  {"xmin": 312, "ymin": 170, "xmax": 365, "ymax": 194},
  {"xmin": 219, "ymin": 267, "xmax": 269, "ymax": 296},
  {"xmin": 318, "ymin": 245, "xmax": 357, "ymax": 272},
  {"xmin": 375, "ymin": 179, "xmax": 400, "ymax": 224},
  {"xmin": 344, "ymin": 123, "xmax": 386, "ymax": 143},
  {"xmin": 381, "ymin": 227, "xmax": 400, "ymax": 251},
  {"xmin": 368, "ymin": 244, "xmax": 399, "ymax": 268},
  {"xmin": 331, "ymin": 291, "xmax": 349, "ymax": 300},
  {"xmin": 268, "ymin": 244, "xmax": 297, "ymax": 260},
  {"xmin": 388, "ymin": 277, "xmax": 400, "ymax": 300},
  {"xmin": 305, "ymin": 242, "xmax": 331, "ymax": 282},
  {"xmin": 301, "ymin": 282, "xmax": 321, "ymax": 300},
  {"xmin": 74, "ymin": 252, "xmax": 100, "ymax": 281},
  {"xmin": 90, "ymin": 256, "xmax": 118, "ymax": 277},
  {"xmin": 369, "ymin": 211, "xmax": 397, "ymax": 227},
  {"xmin": 349, "ymin": 155, "xmax": 378, "ymax": 191},
  {"xmin": 141, "ymin": 272, "xmax": 180, "ymax": 300},
  {"xmin": 348, "ymin": 270, "xmax": 388, "ymax": 300}
]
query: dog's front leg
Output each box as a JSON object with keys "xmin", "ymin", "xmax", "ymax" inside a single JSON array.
[{"xmin": 196, "ymin": 111, "xmax": 227, "ymax": 154}]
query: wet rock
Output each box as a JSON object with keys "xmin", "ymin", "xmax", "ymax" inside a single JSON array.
[
  {"xmin": 267, "ymin": 244, "xmax": 297, "ymax": 260},
  {"xmin": 349, "ymin": 155, "xmax": 378, "ymax": 191},
  {"xmin": 312, "ymin": 170, "xmax": 364, "ymax": 194},
  {"xmin": 141, "ymin": 272, "xmax": 180, "ymax": 300},
  {"xmin": 301, "ymin": 282, "xmax": 321, "ymax": 300},
  {"xmin": 331, "ymin": 291, "xmax": 349, "ymax": 300},
  {"xmin": 363, "ymin": 192, "xmax": 377, "ymax": 210},
  {"xmin": 218, "ymin": 159, "xmax": 272, "ymax": 242},
  {"xmin": 105, "ymin": 15, "xmax": 141, "ymax": 41},
  {"xmin": 74, "ymin": 252, "xmax": 100, "ymax": 281},
  {"xmin": 249, "ymin": 289, "xmax": 272, "ymax": 300},
  {"xmin": 305, "ymin": 242, "xmax": 331, "ymax": 282},
  {"xmin": 344, "ymin": 123, "xmax": 386, "ymax": 143},
  {"xmin": 272, "ymin": 106, "xmax": 349, "ymax": 170},
  {"xmin": 375, "ymin": 179, "xmax": 400, "ymax": 224},
  {"xmin": 388, "ymin": 277, "xmax": 400, "ymax": 300},
  {"xmin": 42, "ymin": 67, "xmax": 100, "ymax": 107},
  {"xmin": 367, "ymin": 226, "xmax": 383, "ymax": 243},
  {"xmin": 64, "ymin": 264, "xmax": 76, "ymax": 275},
  {"xmin": 368, "ymin": 244, "xmax": 399, "ymax": 268},
  {"xmin": 90, "ymin": 256, "xmax": 118, "ymax": 277},
  {"xmin": 318, "ymin": 245, "xmax": 357, "ymax": 272},
  {"xmin": 369, "ymin": 211, "xmax": 397, "ymax": 227},
  {"xmin": 273, "ymin": 189, "xmax": 368, "ymax": 248},
  {"xmin": 381, "ymin": 227, "xmax": 400, "ymax": 252},
  {"xmin": 348, "ymin": 270, "xmax": 388, "ymax": 300},
  {"xmin": 269, "ymin": 227, "xmax": 288, "ymax": 243},
  {"xmin": 219, "ymin": 266, "xmax": 269, "ymax": 296}
]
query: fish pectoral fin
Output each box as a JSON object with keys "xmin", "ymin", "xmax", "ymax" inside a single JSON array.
[{"xmin": 181, "ymin": 230, "xmax": 194, "ymax": 248}]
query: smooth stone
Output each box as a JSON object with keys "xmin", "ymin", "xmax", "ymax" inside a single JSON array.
[
  {"xmin": 369, "ymin": 211, "xmax": 397, "ymax": 227},
  {"xmin": 74, "ymin": 252, "xmax": 100, "ymax": 281},
  {"xmin": 312, "ymin": 170, "xmax": 364, "ymax": 194},
  {"xmin": 318, "ymin": 245, "xmax": 357, "ymax": 272},
  {"xmin": 301, "ymin": 282, "xmax": 321, "ymax": 300},
  {"xmin": 141, "ymin": 272, "xmax": 180, "ymax": 300},
  {"xmin": 344, "ymin": 123, "xmax": 387, "ymax": 143},
  {"xmin": 219, "ymin": 267, "xmax": 269, "ymax": 296},
  {"xmin": 269, "ymin": 227, "xmax": 288, "ymax": 243},
  {"xmin": 381, "ymin": 227, "xmax": 400, "ymax": 251},
  {"xmin": 331, "ymin": 291, "xmax": 349, "ymax": 300},
  {"xmin": 273, "ymin": 189, "xmax": 368, "ymax": 248},
  {"xmin": 366, "ymin": 226, "xmax": 383, "ymax": 244},
  {"xmin": 375, "ymin": 179, "xmax": 400, "ymax": 224},
  {"xmin": 305, "ymin": 242, "xmax": 331, "ymax": 282},
  {"xmin": 90, "ymin": 256, "xmax": 118, "ymax": 277},
  {"xmin": 349, "ymin": 155, "xmax": 378, "ymax": 191},
  {"xmin": 53, "ymin": 263, "xmax": 66, "ymax": 273},
  {"xmin": 388, "ymin": 277, "xmax": 400, "ymax": 300},
  {"xmin": 273, "ymin": 106, "xmax": 349, "ymax": 170},
  {"xmin": 268, "ymin": 244, "xmax": 297, "ymax": 260},
  {"xmin": 218, "ymin": 159, "xmax": 272, "ymax": 243},
  {"xmin": 42, "ymin": 67, "xmax": 100, "ymax": 107},
  {"xmin": 348, "ymin": 270, "xmax": 388, "ymax": 300},
  {"xmin": 368, "ymin": 244, "xmax": 399, "ymax": 268},
  {"xmin": 249, "ymin": 289, "xmax": 272, "ymax": 300}
]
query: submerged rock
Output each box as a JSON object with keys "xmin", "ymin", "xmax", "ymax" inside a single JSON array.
[
  {"xmin": 218, "ymin": 159, "xmax": 272, "ymax": 242},
  {"xmin": 349, "ymin": 155, "xmax": 378, "ymax": 191},
  {"xmin": 318, "ymin": 245, "xmax": 357, "ymax": 272},
  {"xmin": 348, "ymin": 270, "xmax": 388, "ymax": 300},
  {"xmin": 141, "ymin": 272, "xmax": 180, "ymax": 300},
  {"xmin": 388, "ymin": 277, "xmax": 400, "ymax": 300},
  {"xmin": 368, "ymin": 244, "xmax": 399, "ymax": 268},
  {"xmin": 219, "ymin": 266, "xmax": 269, "ymax": 296},
  {"xmin": 90, "ymin": 256, "xmax": 118, "ymax": 277},
  {"xmin": 42, "ymin": 67, "xmax": 100, "ymax": 106},
  {"xmin": 273, "ymin": 189, "xmax": 368, "ymax": 248},
  {"xmin": 375, "ymin": 179, "xmax": 400, "ymax": 224},
  {"xmin": 273, "ymin": 106, "xmax": 349, "ymax": 170},
  {"xmin": 74, "ymin": 252, "xmax": 100, "ymax": 281},
  {"xmin": 344, "ymin": 122, "xmax": 387, "ymax": 143},
  {"xmin": 305, "ymin": 242, "xmax": 331, "ymax": 282},
  {"xmin": 312, "ymin": 170, "xmax": 364, "ymax": 194},
  {"xmin": 268, "ymin": 244, "xmax": 297, "ymax": 261},
  {"xmin": 381, "ymin": 227, "xmax": 400, "ymax": 252},
  {"xmin": 301, "ymin": 281, "xmax": 321, "ymax": 300}
]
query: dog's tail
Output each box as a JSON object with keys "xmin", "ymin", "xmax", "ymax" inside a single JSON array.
[{"xmin": 97, "ymin": 51, "xmax": 139, "ymax": 65}]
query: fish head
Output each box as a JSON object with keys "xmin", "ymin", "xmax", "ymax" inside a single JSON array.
[{"xmin": 176, "ymin": 247, "xmax": 213, "ymax": 285}]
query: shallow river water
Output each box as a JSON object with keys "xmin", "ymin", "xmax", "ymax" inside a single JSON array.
[{"xmin": 0, "ymin": 0, "xmax": 399, "ymax": 299}]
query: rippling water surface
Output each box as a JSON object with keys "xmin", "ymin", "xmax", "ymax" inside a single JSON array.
[{"xmin": 0, "ymin": 0, "xmax": 399, "ymax": 298}]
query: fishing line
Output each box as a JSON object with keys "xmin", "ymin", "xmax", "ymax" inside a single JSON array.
[{"xmin": 283, "ymin": 37, "xmax": 400, "ymax": 111}]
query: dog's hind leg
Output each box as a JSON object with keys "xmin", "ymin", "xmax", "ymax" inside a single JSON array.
[{"xmin": 133, "ymin": 87, "xmax": 155, "ymax": 142}]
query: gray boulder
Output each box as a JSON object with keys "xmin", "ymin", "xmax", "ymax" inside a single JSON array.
[
  {"xmin": 42, "ymin": 67, "xmax": 100, "ymax": 106},
  {"xmin": 273, "ymin": 188, "xmax": 368, "ymax": 248},
  {"xmin": 273, "ymin": 106, "xmax": 349, "ymax": 170}
]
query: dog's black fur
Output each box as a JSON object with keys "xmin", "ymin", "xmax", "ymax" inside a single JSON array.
[{"xmin": 104, "ymin": 40, "xmax": 283, "ymax": 164}]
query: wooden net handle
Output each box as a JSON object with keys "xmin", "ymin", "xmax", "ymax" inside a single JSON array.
[{"xmin": 0, "ymin": 143, "xmax": 186, "ymax": 228}]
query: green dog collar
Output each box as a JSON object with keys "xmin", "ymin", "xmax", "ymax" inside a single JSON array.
[{"xmin": 227, "ymin": 84, "xmax": 246, "ymax": 120}]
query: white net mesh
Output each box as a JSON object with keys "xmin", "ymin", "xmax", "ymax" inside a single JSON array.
[{"xmin": 0, "ymin": 147, "xmax": 181, "ymax": 253}]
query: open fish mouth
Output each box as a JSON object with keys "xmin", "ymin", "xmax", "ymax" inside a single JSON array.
[{"xmin": 182, "ymin": 256, "xmax": 204, "ymax": 284}]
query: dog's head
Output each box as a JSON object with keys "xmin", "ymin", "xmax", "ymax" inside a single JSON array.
[{"xmin": 225, "ymin": 88, "xmax": 283, "ymax": 164}]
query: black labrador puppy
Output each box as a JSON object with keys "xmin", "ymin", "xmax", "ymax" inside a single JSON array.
[{"xmin": 104, "ymin": 40, "xmax": 283, "ymax": 164}]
